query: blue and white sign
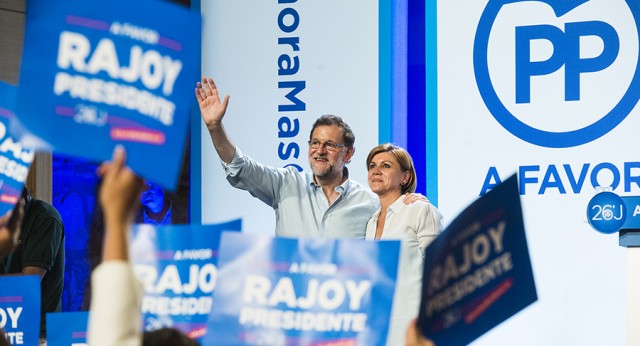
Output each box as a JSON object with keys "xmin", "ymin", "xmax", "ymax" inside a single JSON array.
[
  {"xmin": 419, "ymin": 175, "xmax": 537, "ymax": 346},
  {"xmin": 204, "ymin": 232, "xmax": 400, "ymax": 346},
  {"xmin": 0, "ymin": 275, "xmax": 40, "ymax": 346},
  {"xmin": 584, "ymin": 194, "xmax": 640, "ymax": 232},
  {"xmin": 0, "ymin": 82, "xmax": 34, "ymax": 216},
  {"xmin": 587, "ymin": 191, "xmax": 627, "ymax": 233},
  {"xmin": 130, "ymin": 221, "xmax": 240, "ymax": 341},
  {"xmin": 46, "ymin": 311, "xmax": 89, "ymax": 346},
  {"xmin": 474, "ymin": 0, "xmax": 640, "ymax": 148},
  {"xmin": 17, "ymin": 0, "xmax": 201, "ymax": 190}
]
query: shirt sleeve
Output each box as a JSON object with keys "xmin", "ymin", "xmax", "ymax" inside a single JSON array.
[
  {"xmin": 221, "ymin": 146, "xmax": 294, "ymax": 207},
  {"xmin": 416, "ymin": 203, "xmax": 444, "ymax": 252},
  {"xmin": 87, "ymin": 261, "xmax": 143, "ymax": 346},
  {"xmin": 20, "ymin": 215, "xmax": 63, "ymax": 271}
]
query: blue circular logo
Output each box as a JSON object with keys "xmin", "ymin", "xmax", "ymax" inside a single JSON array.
[
  {"xmin": 587, "ymin": 191, "xmax": 626, "ymax": 234},
  {"xmin": 473, "ymin": 0, "xmax": 640, "ymax": 148}
]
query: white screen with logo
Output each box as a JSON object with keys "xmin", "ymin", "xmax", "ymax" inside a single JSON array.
[{"xmin": 438, "ymin": 0, "xmax": 639, "ymax": 344}]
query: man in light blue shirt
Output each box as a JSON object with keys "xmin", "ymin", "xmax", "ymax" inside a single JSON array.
[{"xmin": 196, "ymin": 76, "xmax": 388, "ymax": 239}]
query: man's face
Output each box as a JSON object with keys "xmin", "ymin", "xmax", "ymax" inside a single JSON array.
[
  {"xmin": 140, "ymin": 181, "xmax": 165, "ymax": 213},
  {"xmin": 308, "ymin": 125, "xmax": 354, "ymax": 179}
]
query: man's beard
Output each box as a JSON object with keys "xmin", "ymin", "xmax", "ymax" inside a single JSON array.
[{"xmin": 310, "ymin": 155, "xmax": 334, "ymax": 178}]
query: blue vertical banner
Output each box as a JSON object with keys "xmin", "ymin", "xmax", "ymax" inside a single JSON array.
[
  {"xmin": 130, "ymin": 221, "xmax": 240, "ymax": 341},
  {"xmin": 205, "ymin": 233, "xmax": 400, "ymax": 346},
  {"xmin": 17, "ymin": 0, "xmax": 201, "ymax": 191},
  {"xmin": 419, "ymin": 174, "xmax": 537, "ymax": 345},
  {"xmin": 0, "ymin": 82, "xmax": 34, "ymax": 216},
  {"xmin": 46, "ymin": 311, "xmax": 89, "ymax": 346},
  {"xmin": 0, "ymin": 275, "xmax": 41, "ymax": 345}
]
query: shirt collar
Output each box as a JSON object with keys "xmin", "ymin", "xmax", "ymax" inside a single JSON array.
[
  {"xmin": 387, "ymin": 194, "xmax": 406, "ymax": 213},
  {"xmin": 143, "ymin": 202, "xmax": 173, "ymax": 225},
  {"xmin": 372, "ymin": 194, "xmax": 405, "ymax": 220},
  {"xmin": 309, "ymin": 167, "xmax": 351, "ymax": 193}
]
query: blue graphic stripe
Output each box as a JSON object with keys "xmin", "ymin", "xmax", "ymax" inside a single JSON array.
[
  {"xmin": 407, "ymin": 0, "xmax": 426, "ymax": 196},
  {"xmin": 379, "ymin": 0, "xmax": 392, "ymax": 143},
  {"xmin": 190, "ymin": 0, "xmax": 202, "ymax": 224},
  {"xmin": 425, "ymin": 0, "xmax": 438, "ymax": 206}
]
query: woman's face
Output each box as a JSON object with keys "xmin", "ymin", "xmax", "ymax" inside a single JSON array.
[{"xmin": 367, "ymin": 151, "xmax": 409, "ymax": 197}]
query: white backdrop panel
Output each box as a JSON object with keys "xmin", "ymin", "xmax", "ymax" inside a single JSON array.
[
  {"xmin": 200, "ymin": 0, "xmax": 379, "ymax": 234},
  {"xmin": 438, "ymin": 0, "xmax": 639, "ymax": 344}
]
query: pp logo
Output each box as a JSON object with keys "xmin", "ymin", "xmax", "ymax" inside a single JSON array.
[
  {"xmin": 474, "ymin": 0, "xmax": 640, "ymax": 148},
  {"xmin": 587, "ymin": 191, "xmax": 626, "ymax": 234}
]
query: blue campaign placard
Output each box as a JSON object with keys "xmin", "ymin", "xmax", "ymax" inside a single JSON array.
[
  {"xmin": 0, "ymin": 82, "xmax": 35, "ymax": 216},
  {"xmin": 17, "ymin": 0, "xmax": 201, "ymax": 191},
  {"xmin": 0, "ymin": 275, "xmax": 41, "ymax": 345},
  {"xmin": 418, "ymin": 174, "xmax": 537, "ymax": 346},
  {"xmin": 46, "ymin": 311, "xmax": 89, "ymax": 346},
  {"xmin": 204, "ymin": 233, "xmax": 400, "ymax": 346},
  {"xmin": 130, "ymin": 221, "xmax": 241, "ymax": 341}
]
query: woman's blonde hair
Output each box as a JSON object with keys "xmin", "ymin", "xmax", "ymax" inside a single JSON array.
[{"xmin": 366, "ymin": 143, "xmax": 417, "ymax": 194}]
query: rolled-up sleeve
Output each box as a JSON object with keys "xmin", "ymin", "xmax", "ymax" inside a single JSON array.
[
  {"xmin": 221, "ymin": 147, "xmax": 297, "ymax": 208},
  {"xmin": 221, "ymin": 146, "xmax": 243, "ymax": 177}
]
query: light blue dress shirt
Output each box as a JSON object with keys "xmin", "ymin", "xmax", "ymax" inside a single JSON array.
[{"xmin": 223, "ymin": 147, "xmax": 379, "ymax": 238}]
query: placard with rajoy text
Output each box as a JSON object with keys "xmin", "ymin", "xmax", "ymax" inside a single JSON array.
[
  {"xmin": 130, "ymin": 221, "xmax": 240, "ymax": 341},
  {"xmin": 419, "ymin": 174, "xmax": 537, "ymax": 346},
  {"xmin": 17, "ymin": 0, "xmax": 200, "ymax": 190},
  {"xmin": 205, "ymin": 232, "xmax": 400, "ymax": 346}
]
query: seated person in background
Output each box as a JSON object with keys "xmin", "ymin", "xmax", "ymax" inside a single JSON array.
[
  {"xmin": 87, "ymin": 146, "xmax": 196, "ymax": 346},
  {"xmin": 2, "ymin": 187, "xmax": 65, "ymax": 342},
  {"xmin": 136, "ymin": 181, "xmax": 173, "ymax": 225},
  {"xmin": 365, "ymin": 144, "xmax": 443, "ymax": 346},
  {"xmin": 83, "ymin": 179, "xmax": 185, "ymax": 310},
  {"xmin": 136, "ymin": 180, "xmax": 188, "ymax": 225}
]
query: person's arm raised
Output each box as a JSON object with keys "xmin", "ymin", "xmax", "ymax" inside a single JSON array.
[
  {"xmin": 88, "ymin": 146, "xmax": 145, "ymax": 346},
  {"xmin": 195, "ymin": 76, "xmax": 235, "ymax": 164},
  {"xmin": 97, "ymin": 146, "xmax": 144, "ymax": 261}
]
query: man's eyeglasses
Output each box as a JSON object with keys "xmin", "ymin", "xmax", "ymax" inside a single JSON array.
[{"xmin": 308, "ymin": 140, "xmax": 346, "ymax": 152}]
